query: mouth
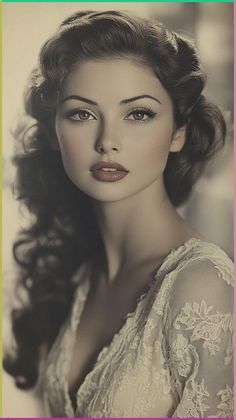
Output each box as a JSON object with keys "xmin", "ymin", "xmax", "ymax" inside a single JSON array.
[
  {"xmin": 90, "ymin": 161, "xmax": 129, "ymax": 182},
  {"xmin": 90, "ymin": 161, "xmax": 128, "ymax": 172},
  {"xmin": 94, "ymin": 167, "xmax": 120, "ymax": 172}
]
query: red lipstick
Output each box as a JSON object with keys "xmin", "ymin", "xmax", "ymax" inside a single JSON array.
[{"xmin": 90, "ymin": 161, "xmax": 129, "ymax": 182}]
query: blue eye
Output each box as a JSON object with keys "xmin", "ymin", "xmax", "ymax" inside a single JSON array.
[
  {"xmin": 125, "ymin": 107, "xmax": 156, "ymax": 122},
  {"xmin": 66, "ymin": 109, "xmax": 96, "ymax": 122}
]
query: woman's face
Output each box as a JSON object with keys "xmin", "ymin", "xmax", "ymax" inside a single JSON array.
[{"xmin": 55, "ymin": 57, "xmax": 183, "ymax": 202}]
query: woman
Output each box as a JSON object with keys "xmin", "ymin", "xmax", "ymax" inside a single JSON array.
[{"xmin": 4, "ymin": 10, "xmax": 233, "ymax": 418}]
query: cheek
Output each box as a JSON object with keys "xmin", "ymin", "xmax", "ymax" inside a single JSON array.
[
  {"xmin": 132, "ymin": 123, "xmax": 173, "ymax": 166},
  {"xmin": 55, "ymin": 123, "xmax": 93, "ymax": 190},
  {"xmin": 61, "ymin": 139, "xmax": 85, "ymax": 162},
  {"xmin": 55, "ymin": 122, "xmax": 91, "ymax": 168}
]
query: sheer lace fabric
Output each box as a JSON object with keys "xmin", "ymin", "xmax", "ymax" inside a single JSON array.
[{"xmin": 42, "ymin": 238, "xmax": 233, "ymax": 418}]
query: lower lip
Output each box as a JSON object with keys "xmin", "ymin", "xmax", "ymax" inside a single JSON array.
[{"xmin": 91, "ymin": 170, "xmax": 128, "ymax": 182}]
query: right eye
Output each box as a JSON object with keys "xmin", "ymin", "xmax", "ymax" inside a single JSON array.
[{"xmin": 66, "ymin": 109, "xmax": 97, "ymax": 122}]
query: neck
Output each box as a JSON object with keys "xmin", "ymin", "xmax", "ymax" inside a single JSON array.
[{"xmin": 91, "ymin": 180, "xmax": 193, "ymax": 282}]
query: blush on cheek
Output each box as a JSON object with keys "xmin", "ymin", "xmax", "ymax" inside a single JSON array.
[
  {"xmin": 140, "ymin": 136, "xmax": 172, "ymax": 158},
  {"xmin": 139, "ymin": 134, "xmax": 173, "ymax": 173},
  {"xmin": 59, "ymin": 135, "xmax": 84, "ymax": 161}
]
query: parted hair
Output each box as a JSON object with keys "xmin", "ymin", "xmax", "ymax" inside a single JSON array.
[{"xmin": 4, "ymin": 10, "xmax": 226, "ymax": 388}]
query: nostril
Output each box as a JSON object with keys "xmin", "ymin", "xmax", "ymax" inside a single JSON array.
[
  {"xmin": 95, "ymin": 143, "xmax": 120, "ymax": 154},
  {"xmin": 96, "ymin": 145, "xmax": 104, "ymax": 153}
]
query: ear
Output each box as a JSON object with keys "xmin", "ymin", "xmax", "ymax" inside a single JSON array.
[{"xmin": 170, "ymin": 126, "xmax": 186, "ymax": 152}]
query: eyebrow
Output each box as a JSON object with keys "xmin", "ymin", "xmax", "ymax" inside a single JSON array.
[
  {"xmin": 60, "ymin": 94, "xmax": 161, "ymax": 106},
  {"xmin": 60, "ymin": 95, "xmax": 97, "ymax": 105},
  {"xmin": 120, "ymin": 95, "xmax": 161, "ymax": 105}
]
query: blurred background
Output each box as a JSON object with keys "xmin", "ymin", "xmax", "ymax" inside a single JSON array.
[{"xmin": 2, "ymin": 2, "xmax": 233, "ymax": 417}]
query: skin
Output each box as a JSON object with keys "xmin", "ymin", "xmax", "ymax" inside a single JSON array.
[
  {"xmin": 55, "ymin": 57, "xmax": 195, "ymax": 276},
  {"xmin": 56, "ymin": 58, "xmax": 177, "ymax": 203},
  {"xmin": 54, "ymin": 57, "xmax": 200, "ymax": 397}
]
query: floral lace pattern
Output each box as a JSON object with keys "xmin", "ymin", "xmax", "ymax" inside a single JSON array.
[
  {"xmin": 171, "ymin": 334, "xmax": 192, "ymax": 377},
  {"xmin": 216, "ymin": 385, "xmax": 233, "ymax": 417},
  {"xmin": 175, "ymin": 378, "xmax": 211, "ymax": 418},
  {"xmin": 41, "ymin": 238, "xmax": 233, "ymax": 418},
  {"xmin": 174, "ymin": 301, "xmax": 233, "ymax": 361}
]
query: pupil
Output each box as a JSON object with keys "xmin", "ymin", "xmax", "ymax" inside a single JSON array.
[
  {"xmin": 134, "ymin": 112, "xmax": 144, "ymax": 120},
  {"xmin": 80, "ymin": 111, "xmax": 89, "ymax": 119}
]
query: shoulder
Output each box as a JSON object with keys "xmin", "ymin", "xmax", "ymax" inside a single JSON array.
[
  {"xmin": 155, "ymin": 239, "xmax": 233, "ymax": 319},
  {"xmin": 165, "ymin": 239, "xmax": 233, "ymax": 319}
]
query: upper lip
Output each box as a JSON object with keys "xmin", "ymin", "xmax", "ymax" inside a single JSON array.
[{"xmin": 90, "ymin": 161, "xmax": 128, "ymax": 172}]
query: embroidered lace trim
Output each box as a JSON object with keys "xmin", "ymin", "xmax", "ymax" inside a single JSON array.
[{"xmin": 41, "ymin": 238, "xmax": 233, "ymax": 418}]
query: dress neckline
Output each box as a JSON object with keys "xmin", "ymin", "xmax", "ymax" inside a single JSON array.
[{"xmin": 63, "ymin": 237, "xmax": 206, "ymax": 416}]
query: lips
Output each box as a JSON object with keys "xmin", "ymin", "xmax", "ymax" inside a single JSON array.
[
  {"xmin": 90, "ymin": 161, "xmax": 129, "ymax": 182},
  {"xmin": 90, "ymin": 161, "xmax": 128, "ymax": 172}
]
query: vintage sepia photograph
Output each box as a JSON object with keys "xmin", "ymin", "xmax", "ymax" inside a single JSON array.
[{"xmin": 2, "ymin": 2, "xmax": 233, "ymax": 418}]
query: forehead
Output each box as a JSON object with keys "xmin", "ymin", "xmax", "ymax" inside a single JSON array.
[{"xmin": 61, "ymin": 58, "xmax": 172, "ymax": 106}]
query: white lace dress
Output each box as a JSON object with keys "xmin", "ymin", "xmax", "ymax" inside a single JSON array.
[{"xmin": 42, "ymin": 238, "xmax": 233, "ymax": 418}]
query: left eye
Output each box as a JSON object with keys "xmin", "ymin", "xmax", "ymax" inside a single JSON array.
[
  {"xmin": 125, "ymin": 109, "xmax": 156, "ymax": 121},
  {"xmin": 67, "ymin": 110, "xmax": 96, "ymax": 121}
]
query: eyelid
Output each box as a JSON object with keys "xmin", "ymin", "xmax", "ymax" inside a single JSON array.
[
  {"xmin": 124, "ymin": 106, "xmax": 156, "ymax": 119},
  {"xmin": 64, "ymin": 107, "xmax": 98, "ymax": 119}
]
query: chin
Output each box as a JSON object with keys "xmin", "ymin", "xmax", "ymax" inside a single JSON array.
[
  {"xmin": 78, "ymin": 185, "xmax": 151, "ymax": 204},
  {"xmin": 71, "ymin": 174, "xmax": 162, "ymax": 204},
  {"xmin": 83, "ymin": 190, "xmax": 130, "ymax": 203}
]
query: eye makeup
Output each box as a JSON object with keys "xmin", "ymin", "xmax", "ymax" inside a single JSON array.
[
  {"xmin": 125, "ymin": 106, "xmax": 157, "ymax": 123},
  {"xmin": 60, "ymin": 105, "xmax": 157, "ymax": 124},
  {"xmin": 63, "ymin": 108, "xmax": 97, "ymax": 122}
]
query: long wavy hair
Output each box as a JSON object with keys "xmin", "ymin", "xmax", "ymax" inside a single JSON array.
[{"xmin": 4, "ymin": 10, "xmax": 226, "ymax": 389}]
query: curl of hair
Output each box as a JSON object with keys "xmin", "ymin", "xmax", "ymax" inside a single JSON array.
[{"xmin": 4, "ymin": 10, "xmax": 226, "ymax": 388}]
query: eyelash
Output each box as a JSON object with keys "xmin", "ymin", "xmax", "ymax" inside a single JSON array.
[
  {"xmin": 65, "ymin": 108, "xmax": 97, "ymax": 122},
  {"xmin": 125, "ymin": 107, "xmax": 157, "ymax": 123},
  {"xmin": 64, "ymin": 106, "xmax": 157, "ymax": 123}
]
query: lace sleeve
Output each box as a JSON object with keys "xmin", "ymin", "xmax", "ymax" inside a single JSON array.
[{"xmin": 163, "ymin": 259, "xmax": 234, "ymax": 418}]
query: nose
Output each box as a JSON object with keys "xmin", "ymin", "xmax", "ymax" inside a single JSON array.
[{"xmin": 95, "ymin": 119, "xmax": 121, "ymax": 154}]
